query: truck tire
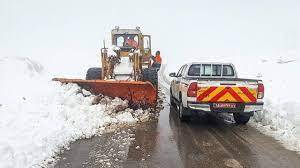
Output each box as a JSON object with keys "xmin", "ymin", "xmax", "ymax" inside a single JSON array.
[
  {"xmin": 141, "ymin": 68, "xmax": 158, "ymax": 89},
  {"xmin": 86, "ymin": 67, "xmax": 102, "ymax": 80},
  {"xmin": 233, "ymin": 113, "xmax": 250, "ymax": 124},
  {"xmin": 179, "ymin": 101, "xmax": 190, "ymax": 122},
  {"xmin": 170, "ymin": 88, "xmax": 176, "ymax": 107}
]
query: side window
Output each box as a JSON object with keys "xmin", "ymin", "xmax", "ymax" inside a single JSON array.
[
  {"xmin": 116, "ymin": 36, "xmax": 124, "ymax": 47},
  {"xmin": 212, "ymin": 65, "xmax": 222, "ymax": 76},
  {"xmin": 176, "ymin": 66, "xmax": 184, "ymax": 77},
  {"xmin": 143, "ymin": 36, "xmax": 150, "ymax": 49},
  {"xmin": 223, "ymin": 65, "xmax": 234, "ymax": 76},
  {"xmin": 201, "ymin": 64, "xmax": 212, "ymax": 76},
  {"xmin": 181, "ymin": 65, "xmax": 187, "ymax": 76},
  {"xmin": 176, "ymin": 67, "xmax": 183, "ymax": 77},
  {"xmin": 133, "ymin": 35, "xmax": 139, "ymax": 44},
  {"xmin": 188, "ymin": 64, "xmax": 201, "ymax": 76}
]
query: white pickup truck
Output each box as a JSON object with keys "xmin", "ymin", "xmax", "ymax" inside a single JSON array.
[{"xmin": 169, "ymin": 63, "xmax": 264, "ymax": 124}]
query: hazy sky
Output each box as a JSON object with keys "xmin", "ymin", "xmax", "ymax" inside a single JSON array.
[{"xmin": 1, "ymin": 0, "xmax": 299, "ymax": 76}]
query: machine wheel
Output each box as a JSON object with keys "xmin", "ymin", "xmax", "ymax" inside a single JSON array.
[
  {"xmin": 141, "ymin": 68, "xmax": 158, "ymax": 89},
  {"xmin": 233, "ymin": 113, "xmax": 251, "ymax": 124},
  {"xmin": 86, "ymin": 67, "xmax": 102, "ymax": 80},
  {"xmin": 178, "ymin": 101, "xmax": 190, "ymax": 122}
]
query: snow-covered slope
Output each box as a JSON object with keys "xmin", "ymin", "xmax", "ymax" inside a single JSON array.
[
  {"xmin": 0, "ymin": 57, "xmax": 150, "ymax": 168},
  {"xmin": 245, "ymin": 58, "xmax": 300, "ymax": 152}
]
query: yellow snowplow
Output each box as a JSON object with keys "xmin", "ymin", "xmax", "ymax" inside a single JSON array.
[{"xmin": 53, "ymin": 27, "xmax": 159, "ymax": 108}]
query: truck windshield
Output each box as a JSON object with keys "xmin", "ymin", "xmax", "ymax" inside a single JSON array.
[{"xmin": 188, "ymin": 64, "xmax": 234, "ymax": 77}]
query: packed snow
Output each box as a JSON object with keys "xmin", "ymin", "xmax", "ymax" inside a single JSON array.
[
  {"xmin": 56, "ymin": 128, "xmax": 135, "ymax": 167},
  {"xmin": 0, "ymin": 57, "xmax": 152, "ymax": 168}
]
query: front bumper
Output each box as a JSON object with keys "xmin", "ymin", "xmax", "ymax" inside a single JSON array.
[{"xmin": 187, "ymin": 101, "xmax": 264, "ymax": 113}]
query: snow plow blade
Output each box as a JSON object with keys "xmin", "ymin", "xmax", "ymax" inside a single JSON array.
[{"xmin": 53, "ymin": 78, "xmax": 157, "ymax": 108}]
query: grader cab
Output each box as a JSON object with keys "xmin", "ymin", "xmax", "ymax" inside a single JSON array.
[{"xmin": 53, "ymin": 27, "xmax": 159, "ymax": 108}]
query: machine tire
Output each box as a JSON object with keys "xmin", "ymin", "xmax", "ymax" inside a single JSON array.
[
  {"xmin": 233, "ymin": 113, "xmax": 251, "ymax": 125},
  {"xmin": 86, "ymin": 67, "xmax": 102, "ymax": 80},
  {"xmin": 141, "ymin": 68, "xmax": 158, "ymax": 89}
]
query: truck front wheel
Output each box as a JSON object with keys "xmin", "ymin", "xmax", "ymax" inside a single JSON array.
[{"xmin": 233, "ymin": 113, "xmax": 250, "ymax": 124}]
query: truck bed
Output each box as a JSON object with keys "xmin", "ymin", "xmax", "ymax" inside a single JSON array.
[{"xmin": 184, "ymin": 77, "xmax": 262, "ymax": 82}]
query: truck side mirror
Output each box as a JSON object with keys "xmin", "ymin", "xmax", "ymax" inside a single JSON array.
[{"xmin": 169, "ymin": 72, "xmax": 176, "ymax": 77}]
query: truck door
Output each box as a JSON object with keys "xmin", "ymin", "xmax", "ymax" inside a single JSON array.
[{"xmin": 174, "ymin": 65, "xmax": 186, "ymax": 100}]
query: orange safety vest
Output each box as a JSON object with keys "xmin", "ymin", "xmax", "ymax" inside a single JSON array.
[{"xmin": 155, "ymin": 55, "xmax": 162, "ymax": 63}]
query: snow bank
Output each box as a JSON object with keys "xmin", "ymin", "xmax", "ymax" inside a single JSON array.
[
  {"xmin": 243, "ymin": 57, "xmax": 300, "ymax": 152},
  {"xmin": 227, "ymin": 56, "xmax": 300, "ymax": 152},
  {"xmin": 0, "ymin": 57, "xmax": 151, "ymax": 168}
]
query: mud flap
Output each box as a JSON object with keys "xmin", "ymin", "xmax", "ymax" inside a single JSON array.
[{"xmin": 53, "ymin": 78, "xmax": 157, "ymax": 108}]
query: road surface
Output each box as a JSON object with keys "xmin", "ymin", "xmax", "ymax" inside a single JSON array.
[{"xmin": 55, "ymin": 93, "xmax": 299, "ymax": 168}]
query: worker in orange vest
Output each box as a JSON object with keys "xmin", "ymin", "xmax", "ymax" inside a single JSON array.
[
  {"xmin": 155, "ymin": 51, "xmax": 162, "ymax": 63},
  {"xmin": 152, "ymin": 50, "xmax": 162, "ymax": 70}
]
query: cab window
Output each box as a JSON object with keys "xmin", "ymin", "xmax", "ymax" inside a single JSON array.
[
  {"xmin": 212, "ymin": 65, "xmax": 222, "ymax": 76},
  {"xmin": 201, "ymin": 64, "xmax": 212, "ymax": 76},
  {"xmin": 115, "ymin": 34, "xmax": 138, "ymax": 48},
  {"xmin": 143, "ymin": 36, "xmax": 150, "ymax": 49},
  {"xmin": 223, "ymin": 65, "xmax": 234, "ymax": 76},
  {"xmin": 116, "ymin": 36, "xmax": 124, "ymax": 47},
  {"xmin": 188, "ymin": 64, "xmax": 201, "ymax": 76}
]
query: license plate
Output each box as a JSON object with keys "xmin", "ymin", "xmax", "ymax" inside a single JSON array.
[{"xmin": 213, "ymin": 103, "xmax": 236, "ymax": 108}]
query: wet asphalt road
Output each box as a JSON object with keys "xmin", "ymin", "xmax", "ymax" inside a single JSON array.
[{"xmin": 55, "ymin": 93, "xmax": 300, "ymax": 168}]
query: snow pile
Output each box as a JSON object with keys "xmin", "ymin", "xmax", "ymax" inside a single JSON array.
[
  {"xmin": 107, "ymin": 46, "xmax": 118, "ymax": 56},
  {"xmin": 250, "ymin": 99, "xmax": 300, "ymax": 151},
  {"xmin": 111, "ymin": 45, "xmax": 120, "ymax": 51},
  {"xmin": 242, "ymin": 57, "xmax": 300, "ymax": 152},
  {"xmin": 225, "ymin": 57, "xmax": 300, "ymax": 152},
  {"xmin": 158, "ymin": 64, "xmax": 171, "ymax": 89},
  {"xmin": 0, "ymin": 57, "xmax": 151, "ymax": 168},
  {"xmin": 106, "ymin": 45, "xmax": 121, "ymax": 56}
]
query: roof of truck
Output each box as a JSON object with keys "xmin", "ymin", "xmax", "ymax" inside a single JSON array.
[
  {"xmin": 187, "ymin": 62, "xmax": 234, "ymax": 65},
  {"xmin": 111, "ymin": 28, "xmax": 141, "ymax": 35}
]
